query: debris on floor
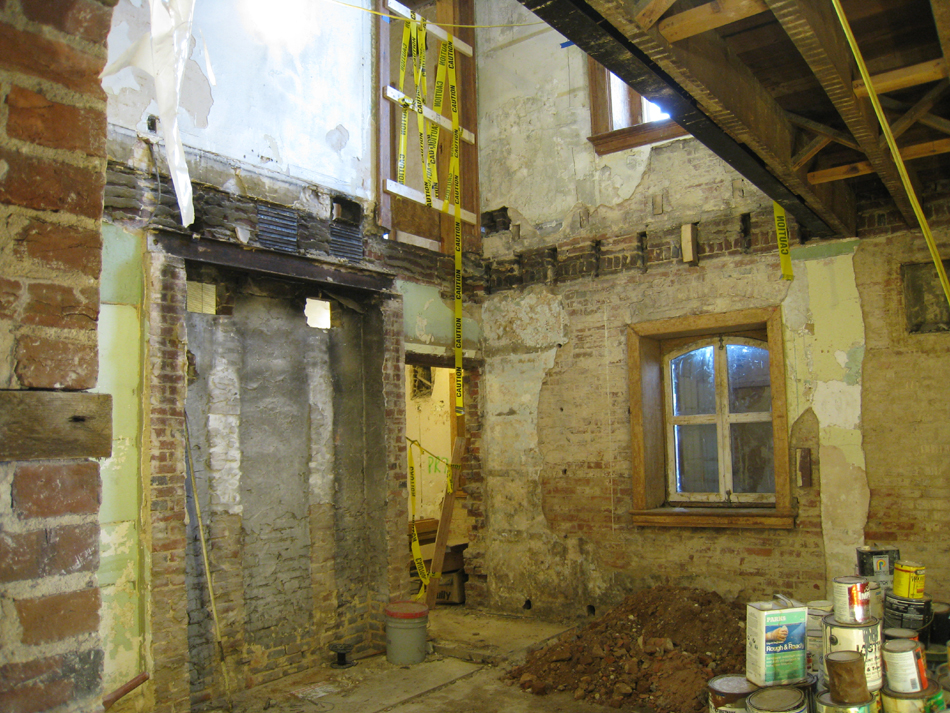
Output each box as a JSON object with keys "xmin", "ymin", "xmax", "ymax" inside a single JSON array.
[{"xmin": 506, "ymin": 586, "xmax": 746, "ymax": 712}]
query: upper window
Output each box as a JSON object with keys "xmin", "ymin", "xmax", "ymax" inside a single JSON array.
[
  {"xmin": 665, "ymin": 338, "xmax": 774, "ymax": 506},
  {"xmin": 587, "ymin": 58, "xmax": 688, "ymax": 156}
]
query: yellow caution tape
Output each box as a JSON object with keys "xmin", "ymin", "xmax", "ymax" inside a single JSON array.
[
  {"xmin": 407, "ymin": 442, "xmax": 430, "ymax": 599},
  {"xmin": 396, "ymin": 16, "xmax": 411, "ymax": 186},
  {"xmin": 772, "ymin": 202, "xmax": 794, "ymax": 281}
]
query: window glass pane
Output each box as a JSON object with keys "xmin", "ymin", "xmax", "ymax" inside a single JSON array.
[
  {"xmin": 674, "ymin": 423, "xmax": 719, "ymax": 493},
  {"xmin": 731, "ymin": 422, "xmax": 775, "ymax": 493},
  {"xmin": 727, "ymin": 344, "xmax": 771, "ymax": 413},
  {"xmin": 609, "ymin": 72, "xmax": 632, "ymax": 130},
  {"xmin": 642, "ymin": 97, "xmax": 669, "ymax": 122},
  {"xmin": 671, "ymin": 346, "xmax": 715, "ymax": 416}
]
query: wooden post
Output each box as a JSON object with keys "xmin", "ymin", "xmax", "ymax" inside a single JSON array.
[{"xmin": 425, "ymin": 436, "xmax": 466, "ymax": 608}]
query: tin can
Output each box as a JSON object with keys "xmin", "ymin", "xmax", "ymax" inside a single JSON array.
[
  {"xmin": 708, "ymin": 674, "xmax": 759, "ymax": 712},
  {"xmin": 815, "ymin": 690, "xmax": 874, "ymax": 713},
  {"xmin": 747, "ymin": 686, "xmax": 809, "ymax": 713},
  {"xmin": 884, "ymin": 628, "xmax": 919, "ymax": 642},
  {"xmin": 857, "ymin": 546, "xmax": 901, "ymax": 590},
  {"xmin": 884, "ymin": 592, "xmax": 933, "ymax": 644},
  {"xmin": 793, "ymin": 672, "xmax": 819, "ymax": 713},
  {"xmin": 883, "ymin": 639, "xmax": 928, "ymax": 693},
  {"xmin": 879, "ymin": 681, "xmax": 942, "ymax": 713},
  {"xmin": 893, "ymin": 562, "xmax": 926, "ymax": 600},
  {"xmin": 824, "ymin": 614, "xmax": 884, "ymax": 691},
  {"xmin": 836, "ymin": 577, "xmax": 872, "ymax": 624}
]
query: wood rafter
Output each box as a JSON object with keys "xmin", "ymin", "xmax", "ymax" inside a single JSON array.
[
  {"xmin": 765, "ymin": 0, "xmax": 916, "ymax": 226},
  {"xmin": 853, "ymin": 58, "xmax": 948, "ymax": 97},
  {"xmin": 589, "ymin": 0, "xmax": 855, "ymax": 235},
  {"xmin": 792, "ymin": 135, "xmax": 832, "ymax": 170},
  {"xmin": 658, "ymin": 0, "xmax": 768, "ymax": 43},
  {"xmin": 884, "ymin": 78, "xmax": 950, "ymax": 145},
  {"xmin": 879, "ymin": 95, "xmax": 950, "ymax": 137},
  {"xmin": 786, "ymin": 112, "xmax": 861, "ymax": 151},
  {"xmin": 808, "ymin": 137, "xmax": 950, "ymax": 184},
  {"xmin": 632, "ymin": 0, "xmax": 678, "ymax": 30},
  {"xmin": 932, "ymin": 1, "xmax": 950, "ymax": 67}
]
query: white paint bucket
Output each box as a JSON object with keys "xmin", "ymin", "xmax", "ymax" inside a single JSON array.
[
  {"xmin": 824, "ymin": 614, "xmax": 884, "ymax": 691},
  {"xmin": 384, "ymin": 600, "xmax": 428, "ymax": 665}
]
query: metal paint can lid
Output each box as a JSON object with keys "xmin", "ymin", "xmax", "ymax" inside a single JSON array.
[
  {"xmin": 708, "ymin": 674, "xmax": 759, "ymax": 707},
  {"xmin": 747, "ymin": 686, "xmax": 807, "ymax": 713}
]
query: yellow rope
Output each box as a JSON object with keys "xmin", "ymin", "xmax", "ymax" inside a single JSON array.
[
  {"xmin": 830, "ymin": 0, "xmax": 950, "ymax": 311},
  {"xmin": 406, "ymin": 437, "xmax": 452, "ymax": 470},
  {"xmin": 325, "ymin": 0, "xmax": 546, "ymax": 28}
]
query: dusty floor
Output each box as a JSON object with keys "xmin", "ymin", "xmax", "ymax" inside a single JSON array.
[{"xmin": 207, "ymin": 607, "xmax": 599, "ymax": 713}]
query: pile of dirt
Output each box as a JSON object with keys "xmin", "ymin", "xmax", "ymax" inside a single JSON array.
[{"xmin": 507, "ymin": 586, "xmax": 746, "ymax": 712}]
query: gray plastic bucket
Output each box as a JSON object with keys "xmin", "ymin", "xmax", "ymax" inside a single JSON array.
[{"xmin": 385, "ymin": 601, "xmax": 428, "ymax": 665}]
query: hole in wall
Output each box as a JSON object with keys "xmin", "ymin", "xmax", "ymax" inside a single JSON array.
[
  {"xmin": 523, "ymin": 599, "xmax": 532, "ymax": 611},
  {"xmin": 587, "ymin": 604, "xmax": 596, "ymax": 616},
  {"xmin": 305, "ymin": 298, "xmax": 331, "ymax": 329}
]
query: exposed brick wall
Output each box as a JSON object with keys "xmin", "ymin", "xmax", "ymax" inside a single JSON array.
[
  {"xmin": 0, "ymin": 1, "xmax": 115, "ymax": 711},
  {"xmin": 145, "ymin": 252, "xmax": 191, "ymax": 712},
  {"xmin": 854, "ymin": 227, "xmax": 950, "ymax": 602}
]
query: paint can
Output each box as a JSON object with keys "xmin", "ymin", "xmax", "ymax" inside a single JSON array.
[
  {"xmin": 793, "ymin": 672, "xmax": 819, "ymax": 713},
  {"xmin": 747, "ymin": 686, "xmax": 809, "ymax": 713},
  {"xmin": 884, "ymin": 629, "xmax": 920, "ymax": 643},
  {"xmin": 824, "ymin": 614, "xmax": 884, "ymax": 691},
  {"xmin": 893, "ymin": 562, "xmax": 926, "ymax": 600},
  {"xmin": 708, "ymin": 674, "xmax": 759, "ymax": 713},
  {"xmin": 879, "ymin": 681, "xmax": 943, "ymax": 713},
  {"xmin": 857, "ymin": 546, "xmax": 901, "ymax": 590},
  {"xmin": 885, "ymin": 592, "xmax": 933, "ymax": 644},
  {"xmin": 747, "ymin": 601, "xmax": 809, "ymax": 686},
  {"xmin": 384, "ymin": 600, "xmax": 428, "ymax": 665},
  {"xmin": 826, "ymin": 650, "xmax": 871, "ymax": 704},
  {"xmin": 816, "ymin": 690, "xmax": 875, "ymax": 713},
  {"xmin": 883, "ymin": 639, "xmax": 928, "ymax": 693},
  {"xmin": 870, "ymin": 583, "xmax": 885, "ymax": 621},
  {"xmin": 836, "ymin": 577, "xmax": 872, "ymax": 624},
  {"xmin": 930, "ymin": 603, "xmax": 950, "ymax": 646},
  {"xmin": 935, "ymin": 664, "xmax": 950, "ymax": 693}
]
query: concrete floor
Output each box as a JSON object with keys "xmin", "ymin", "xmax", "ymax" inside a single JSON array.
[{"xmin": 211, "ymin": 607, "xmax": 604, "ymax": 713}]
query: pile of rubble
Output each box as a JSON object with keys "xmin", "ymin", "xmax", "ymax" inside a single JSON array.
[{"xmin": 507, "ymin": 586, "xmax": 746, "ymax": 712}]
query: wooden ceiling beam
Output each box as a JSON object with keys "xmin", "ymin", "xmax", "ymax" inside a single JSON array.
[
  {"xmin": 586, "ymin": 0, "xmax": 855, "ymax": 235},
  {"xmin": 853, "ymin": 58, "xmax": 948, "ymax": 97},
  {"xmin": 929, "ymin": 1, "xmax": 950, "ymax": 69},
  {"xmin": 884, "ymin": 78, "xmax": 950, "ymax": 144},
  {"xmin": 658, "ymin": 0, "xmax": 769, "ymax": 44},
  {"xmin": 765, "ymin": 0, "xmax": 916, "ymax": 226},
  {"xmin": 786, "ymin": 112, "xmax": 861, "ymax": 151},
  {"xmin": 792, "ymin": 135, "xmax": 832, "ymax": 171},
  {"xmin": 878, "ymin": 95, "xmax": 950, "ymax": 137},
  {"xmin": 632, "ymin": 0, "xmax": 679, "ymax": 30},
  {"xmin": 808, "ymin": 137, "xmax": 950, "ymax": 184}
]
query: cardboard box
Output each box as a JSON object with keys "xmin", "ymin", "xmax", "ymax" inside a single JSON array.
[
  {"xmin": 410, "ymin": 569, "xmax": 466, "ymax": 605},
  {"xmin": 746, "ymin": 600, "xmax": 808, "ymax": 686}
]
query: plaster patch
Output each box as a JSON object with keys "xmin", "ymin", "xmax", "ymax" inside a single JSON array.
[
  {"xmin": 813, "ymin": 380, "xmax": 861, "ymax": 430},
  {"xmin": 326, "ymin": 124, "xmax": 350, "ymax": 153},
  {"xmin": 819, "ymin": 444, "xmax": 869, "ymax": 583},
  {"xmin": 483, "ymin": 286, "xmax": 568, "ymax": 354},
  {"xmin": 262, "ymin": 134, "xmax": 282, "ymax": 164},
  {"xmin": 181, "ymin": 58, "xmax": 214, "ymax": 129}
]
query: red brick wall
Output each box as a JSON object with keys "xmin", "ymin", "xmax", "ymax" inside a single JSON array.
[{"xmin": 0, "ymin": 2, "xmax": 115, "ymax": 711}]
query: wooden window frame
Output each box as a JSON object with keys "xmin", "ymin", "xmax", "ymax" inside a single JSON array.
[
  {"xmin": 627, "ymin": 307, "xmax": 795, "ymax": 529},
  {"xmin": 587, "ymin": 57, "xmax": 688, "ymax": 156}
]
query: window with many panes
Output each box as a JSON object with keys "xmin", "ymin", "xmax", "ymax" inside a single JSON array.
[{"xmin": 665, "ymin": 337, "xmax": 774, "ymax": 505}]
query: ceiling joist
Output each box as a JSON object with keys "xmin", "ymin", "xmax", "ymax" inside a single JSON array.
[
  {"xmin": 658, "ymin": 0, "xmax": 769, "ymax": 44},
  {"xmin": 853, "ymin": 59, "xmax": 948, "ymax": 98},
  {"xmin": 884, "ymin": 78, "xmax": 950, "ymax": 146},
  {"xmin": 879, "ymin": 96, "xmax": 950, "ymax": 137},
  {"xmin": 786, "ymin": 112, "xmax": 861, "ymax": 152},
  {"xmin": 808, "ymin": 137, "xmax": 950, "ymax": 184}
]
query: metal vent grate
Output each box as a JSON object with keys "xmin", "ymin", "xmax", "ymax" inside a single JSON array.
[
  {"xmin": 256, "ymin": 204, "xmax": 298, "ymax": 253},
  {"xmin": 330, "ymin": 222, "xmax": 363, "ymax": 262}
]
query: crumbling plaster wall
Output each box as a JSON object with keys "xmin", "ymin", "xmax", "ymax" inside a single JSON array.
[
  {"xmin": 103, "ymin": 0, "xmax": 373, "ymax": 199},
  {"xmin": 472, "ymin": 0, "xmax": 875, "ymax": 613}
]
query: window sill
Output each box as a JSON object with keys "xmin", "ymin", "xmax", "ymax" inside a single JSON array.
[
  {"xmin": 629, "ymin": 507, "xmax": 796, "ymax": 530},
  {"xmin": 588, "ymin": 120, "xmax": 689, "ymax": 156}
]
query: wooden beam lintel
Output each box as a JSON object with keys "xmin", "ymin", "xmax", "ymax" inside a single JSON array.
[
  {"xmin": 808, "ymin": 137, "xmax": 950, "ymax": 184},
  {"xmin": 658, "ymin": 0, "xmax": 768, "ymax": 44}
]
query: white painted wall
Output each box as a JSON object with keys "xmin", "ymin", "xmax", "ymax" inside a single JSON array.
[{"xmin": 104, "ymin": 0, "xmax": 374, "ymax": 199}]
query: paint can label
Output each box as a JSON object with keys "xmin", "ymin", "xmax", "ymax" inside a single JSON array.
[
  {"xmin": 894, "ymin": 561, "xmax": 926, "ymax": 599},
  {"xmin": 883, "ymin": 640, "xmax": 928, "ymax": 693},
  {"xmin": 835, "ymin": 576, "xmax": 871, "ymax": 623},
  {"xmin": 823, "ymin": 615, "xmax": 883, "ymax": 691},
  {"xmin": 857, "ymin": 546, "xmax": 900, "ymax": 590},
  {"xmin": 884, "ymin": 592, "xmax": 933, "ymax": 634},
  {"xmin": 747, "ymin": 602, "xmax": 808, "ymax": 686}
]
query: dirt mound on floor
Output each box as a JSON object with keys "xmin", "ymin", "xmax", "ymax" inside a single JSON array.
[{"xmin": 507, "ymin": 586, "xmax": 746, "ymax": 712}]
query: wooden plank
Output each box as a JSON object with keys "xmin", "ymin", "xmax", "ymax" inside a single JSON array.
[
  {"xmin": 386, "ymin": 0, "xmax": 474, "ymax": 56},
  {"xmin": 385, "ymin": 179, "xmax": 478, "ymax": 225},
  {"xmin": 791, "ymin": 134, "xmax": 831, "ymax": 170},
  {"xmin": 879, "ymin": 95, "xmax": 950, "ymax": 136},
  {"xmin": 885, "ymin": 78, "xmax": 950, "ymax": 143},
  {"xmin": 0, "ymin": 391, "xmax": 112, "ymax": 460},
  {"xmin": 588, "ymin": 56, "xmax": 612, "ymax": 136},
  {"xmin": 630, "ymin": 508, "xmax": 796, "ymax": 529},
  {"xmin": 628, "ymin": 328, "xmax": 665, "ymax": 510},
  {"xmin": 632, "ymin": 0, "xmax": 679, "ymax": 30},
  {"xmin": 767, "ymin": 309, "xmax": 790, "ymax": 512},
  {"xmin": 658, "ymin": 0, "xmax": 769, "ymax": 43},
  {"xmin": 384, "ymin": 86, "xmax": 476, "ymax": 144},
  {"xmin": 808, "ymin": 137, "xmax": 950, "ymax": 184},
  {"xmin": 377, "ymin": 0, "xmax": 394, "ymax": 231},
  {"xmin": 765, "ymin": 0, "xmax": 915, "ymax": 226},
  {"xmin": 853, "ymin": 58, "xmax": 948, "ymax": 97},
  {"xmin": 425, "ymin": 436, "xmax": 466, "ymax": 609},
  {"xmin": 634, "ymin": 306, "xmax": 774, "ymax": 339},
  {"xmin": 588, "ymin": 118, "xmax": 688, "ymax": 155},
  {"xmin": 786, "ymin": 112, "xmax": 861, "ymax": 151},
  {"xmin": 931, "ymin": 1, "xmax": 950, "ymax": 71}
]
